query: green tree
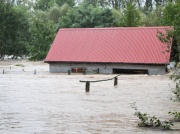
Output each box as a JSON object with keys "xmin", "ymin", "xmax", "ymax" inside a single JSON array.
[
  {"xmin": 8, "ymin": 5, "xmax": 30, "ymax": 57},
  {"xmin": 122, "ymin": 1, "xmax": 141, "ymax": 27},
  {"xmin": 83, "ymin": 0, "xmax": 109, "ymax": 7},
  {"xmin": 0, "ymin": 0, "xmax": 11, "ymax": 58},
  {"xmin": 111, "ymin": 8, "xmax": 124, "ymax": 26},
  {"xmin": 58, "ymin": 3, "xmax": 115, "ymax": 28},
  {"xmin": 108, "ymin": 0, "xmax": 126, "ymax": 10},
  {"xmin": 55, "ymin": 0, "xmax": 75, "ymax": 7},
  {"xmin": 34, "ymin": 0, "xmax": 75, "ymax": 11},
  {"xmin": 48, "ymin": 3, "xmax": 71, "ymax": 24},
  {"xmin": 28, "ymin": 15, "xmax": 55, "ymax": 60},
  {"xmin": 144, "ymin": 0, "xmax": 153, "ymax": 14},
  {"xmin": 141, "ymin": 5, "xmax": 163, "ymax": 26},
  {"xmin": 34, "ymin": 0, "xmax": 52, "ymax": 11},
  {"xmin": 161, "ymin": 1, "xmax": 180, "ymax": 62},
  {"xmin": 0, "ymin": 0, "xmax": 29, "ymax": 59}
]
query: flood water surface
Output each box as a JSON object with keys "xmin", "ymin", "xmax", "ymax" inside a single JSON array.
[{"xmin": 0, "ymin": 60, "xmax": 180, "ymax": 134}]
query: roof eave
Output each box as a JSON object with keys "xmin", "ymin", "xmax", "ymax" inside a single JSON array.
[{"xmin": 44, "ymin": 61, "xmax": 169, "ymax": 65}]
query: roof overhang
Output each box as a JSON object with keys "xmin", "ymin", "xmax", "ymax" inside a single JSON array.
[{"xmin": 45, "ymin": 61, "xmax": 169, "ymax": 65}]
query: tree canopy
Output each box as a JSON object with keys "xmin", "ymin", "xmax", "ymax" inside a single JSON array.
[{"xmin": 0, "ymin": 0, "xmax": 179, "ymax": 61}]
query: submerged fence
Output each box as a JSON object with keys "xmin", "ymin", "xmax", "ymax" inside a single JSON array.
[
  {"xmin": 80, "ymin": 75, "xmax": 120, "ymax": 92},
  {"xmin": 2, "ymin": 69, "xmax": 37, "ymax": 74},
  {"xmin": 0, "ymin": 67, "xmax": 48, "ymax": 75}
]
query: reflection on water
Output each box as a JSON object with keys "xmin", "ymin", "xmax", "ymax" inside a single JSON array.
[{"xmin": 0, "ymin": 71, "xmax": 180, "ymax": 133}]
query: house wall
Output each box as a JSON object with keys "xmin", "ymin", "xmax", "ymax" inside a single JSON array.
[{"xmin": 49, "ymin": 63, "xmax": 166, "ymax": 75}]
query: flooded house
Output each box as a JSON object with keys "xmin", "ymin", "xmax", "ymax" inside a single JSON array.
[{"xmin": 45, "ymin": 27, "xmax": 172, "ymax": 75}]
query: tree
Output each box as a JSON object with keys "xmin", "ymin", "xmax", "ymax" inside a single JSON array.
[
  {"xmin": 0, "ymin": 0, "xmax": 29, "ymax": 59},
  {"xmin": 58, "ymin": 3, "xmax": 115, "ymax": 28},
  {"xmin": 55, "ymin": 0, "xmax": 75, "ymax": 7},
  {"xmin": 122, "ymin": 1, "xmax": 141, "ymax": 27},
  {"xmin": 48, "ymin": 3, "xmax": 71, "ymax": 24},
  {"xmin": 111, "ymin": 8, "xmax": 124, "ymax": 26},
  {"xmin": 34, "ymin": 0, "xmax": 75, "ymax": 11},
  {"xmin": 141, "ymin": 5, "xmax": 163, "ymax": 26},
  {"xmin": 34, "ymin": 0, "xmax": 51, "ymax": 11},
  {"xmin": 0, "ymin": 0, "xmax": 12, "ymax": 58},
  {"xmin": 144, "ymin": 0, "xmax": 153, "ymax": 14},
  {"xmin": 8, "ymin": 5, "xmax": 30, "ymax": 57},
  {"xmin": 83, "ymin": 0, "xmax": 109, "ymax": 7},
  {"xmin": 108, "ymin": 0, "xmax": 126, "ymax": 10},
  {"xmin": 28, "ymin": 13, "xmax": 55, "ymax": 60},
  {"xmin": 161, "ymin": 1, "xmax": 180, "ymax": 62}
]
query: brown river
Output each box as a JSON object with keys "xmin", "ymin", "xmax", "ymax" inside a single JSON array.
[{"xmin": 0, "ymin": 60, "xmax": 180, "ymax": 134}]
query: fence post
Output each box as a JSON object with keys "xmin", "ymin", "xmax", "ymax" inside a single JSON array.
[
  {"xmin": 97, "ymin": 68, "xmax": 99, "ymax": 74},
  {"xmin": 83, "ymin": 70, "xmax": 86, "ymax": 75},
  {"xmin": 34, "ymin": 70, "xmax": 36, "ymax": 74},
  {"xmin": 86, "ymin": 82, "xmax": 90, "ymax": 92},
  {"xmin": 3, "ymin": 69, "xmax": 4, "ymax": 74},
  {"xmin": 114, "ymin": 77, "xmax": 118, "ymax": 86},
  {"xmin": 68, "ymin": 70, "xmax": 71, "ymax": 75}
]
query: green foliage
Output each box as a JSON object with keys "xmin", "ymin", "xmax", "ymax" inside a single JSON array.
[
  {"xmin": 54, "ymin": 0, "xmax": 75, "ymax": 7},
  {"xmin": 132, "ymin": 103, "xmax": 174, "ymax": 130},
  {"xmin": 48, "ymin": 5, "xmax": 62, "ymax": 24},
  {"xmin": 169, "ymin": 111, "xmax": 180, "ymax": 121},
  {"xmin": 157, "ymin": 29, "xmax": 173, "ymax": 54},
  {"xmin": 58, "ymin": 3, "xmax": 116, "ymax": 28},
  {"xmin": 0, "ymin": 0, "xmax": 29, "ymax": 59},
  {"xmin": 161, "ymin": 2, "xmax": 180, "ymax": 61},
  {"xmin": 122, "ymin": 1, "xmax": 141, "ymax": 27},
  {"xmin": 111, "ymin": 8, "xmax": 124, "ymax": 26},
  {"xmin": 141, "ymin": 6, "xmax": 163, "ymax": 26},
  {"xmin": 34, "ymin": 0, "xmax": 75, "ymax": 11},
  {"xmin": 1, "ymin": 0, "xmax": 179, "ymax": 61},
  {"xmin": 15, "ymin": 64, "xmax": 25, "ymax": 67},
  {"xmin": 169, "ymin": 65, "xmax": 180, "ymax": 101},
  {"xmin": 28, "ymin": 17, "xmax": 55, "ymax": 60},
  {"xmin": 83, "ymin": 0, "xmax": 109, "ymax": 7}
]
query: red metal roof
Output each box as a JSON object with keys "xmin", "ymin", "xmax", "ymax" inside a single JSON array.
[{"xmin": 45, "ymin": 27, "xmax": 172, "ymax": 64}]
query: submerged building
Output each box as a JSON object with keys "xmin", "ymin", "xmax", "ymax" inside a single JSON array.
[{"xmin": 45, "ymin": 27, "xmax": 172, "ymax": 75}]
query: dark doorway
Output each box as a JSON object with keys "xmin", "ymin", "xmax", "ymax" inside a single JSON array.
[{"xmin": 113, "ymin": 68, "xmax": 148, "ymax": 74}]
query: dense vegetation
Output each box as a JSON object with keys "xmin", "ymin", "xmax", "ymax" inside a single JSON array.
[{"xmin": 0, "ymin": 0, "xmax": 179, "ymax": 61}]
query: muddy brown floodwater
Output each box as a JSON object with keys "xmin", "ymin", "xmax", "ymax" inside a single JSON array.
[{"xmin": 0, "ymin": 60, "xmax": 180, "ymax": 134}]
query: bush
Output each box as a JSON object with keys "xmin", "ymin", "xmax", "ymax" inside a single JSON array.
[
  {"xmin": 134, "ymin": 111, "xmax": 173, "ymax": 130},
  {"xmin": 132, "ymin": 103, "xmax": 173, "ymax": 130}
]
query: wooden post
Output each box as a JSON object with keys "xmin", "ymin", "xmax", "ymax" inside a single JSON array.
[
  {"xmin": 83, "ymin": 70, "xmax": 86, "ymax": 75},
  {"xmin": 34, "ymin": 70, "xmax": 36, "ymax": 74},
  {"xmin": 3, "ymin": 69, "xmax": 4, "ymax": 74},
  {"xmin": 85, "ymin": 82, "xmax": 90, "ymax": 92},
  {"xmin": 114, "ymin": 77, "xmax": 118, "ymax": 86},
  {"xmin": 97, "ymin": 68, "xmax": 99, "ymax": 74},
  {"xmin": 68, "ymin": 70, "xmax": 71, "ymax": 75}
]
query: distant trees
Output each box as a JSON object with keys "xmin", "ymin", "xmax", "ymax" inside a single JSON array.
[
  {"xmin": 0, "ymin": 0, "xmax": 179, "ymax": 61},
  {"xmin": 34, "ymin": 0, "xmax": 75, "ymax": 11},
  {"xmin": 0, "ymin": 0, "xmax": 29, "ymax": 59}
]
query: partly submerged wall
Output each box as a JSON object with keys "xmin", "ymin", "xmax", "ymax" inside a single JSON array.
[{"xmin": 48, "ymin": 63, "xmax": 166, "ymax": 75}]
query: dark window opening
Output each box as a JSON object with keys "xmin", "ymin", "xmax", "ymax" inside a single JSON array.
[{"xmin": 113, "ymin": 68, "xmax": 148, "ymax": 74}]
